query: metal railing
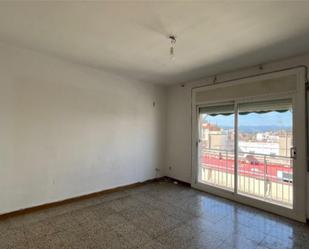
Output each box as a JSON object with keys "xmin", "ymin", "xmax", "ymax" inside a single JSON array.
[{"xmin": 199, "ymin": 147, "xmax": 293, "ymax": 206}]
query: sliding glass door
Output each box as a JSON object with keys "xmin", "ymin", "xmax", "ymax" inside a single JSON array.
[
  {"xmin": 198, "ymin": 104, "xmax": 235, "ymax": 191},
  {"xmin": 193, "ymin": 70, "xmax": 307, "ymax": 222},
  {"xmin": 237, "ymin": 100, "xmax": 293, "ymax": 207},
  {"xmin": 197, "ymin": 99, "xmax": 294, "ymax": 208}
]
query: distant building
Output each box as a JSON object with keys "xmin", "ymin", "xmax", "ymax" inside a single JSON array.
[
  {"xmin": 238, "ymin": 141, "xmax": 279, "ymax": 155},
  {"xmin": 256, "ymin": 132, "xmax": 279, "ymax": 142},
  {"xmin": 278, "ymin": 133, "xmax": 293, "ymax": 157},
  {"xmin": 201, "ymin": 123, "xmax": 233, "ymax": 151},
  {"xmin": 201, "ymin": 122, "xmax": 292, "ymax": 158}
]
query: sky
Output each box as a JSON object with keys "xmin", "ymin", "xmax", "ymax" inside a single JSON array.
[{"xmin": 203, "ymin": 111, "xmax": 292, "ymax": 128}]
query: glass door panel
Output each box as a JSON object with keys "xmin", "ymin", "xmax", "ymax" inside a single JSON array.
[
  {"xmin": 237, "ymin": 99, "xmax": 293, "ymax": 207},
  {"xmin": 198, "ymin": 105, "xmax": 235, "ymax": 191}
]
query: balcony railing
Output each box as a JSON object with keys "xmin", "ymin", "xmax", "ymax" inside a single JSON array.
[{"xmin": 199, "ymin": 147, "xmax": 293, "ymax": 207}]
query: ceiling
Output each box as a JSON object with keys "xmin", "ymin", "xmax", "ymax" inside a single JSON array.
[{"xmin": 1, "ymin": 1, "xmax": 309, "ymax": 85}]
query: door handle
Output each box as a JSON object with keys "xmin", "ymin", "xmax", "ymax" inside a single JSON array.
[
  {"xmin": 196, "ymin": 139, "xmax": 202, "ymax": 147},
  {"xmin": 290, "ymin": 147, "xmax": 296, "ymax": 159}
]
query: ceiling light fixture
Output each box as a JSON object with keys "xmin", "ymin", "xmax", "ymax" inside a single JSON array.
[{"xmin": 169, "ymin": 35, "xmax": 176, "ymax": 59}]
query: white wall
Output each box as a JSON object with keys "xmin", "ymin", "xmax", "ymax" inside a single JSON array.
[
  {"xmin": 2, "ymin": 40, "xmax": 308, "ymax": 218},
  {"xmin": 166, "ymin": 54, "xmax": 309, "ymax": 218},
  {"xmin": 0, "ymin": 43, "xmax": 166, "ymax": 214}
]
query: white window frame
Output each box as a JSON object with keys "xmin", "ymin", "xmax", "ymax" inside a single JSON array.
[{"xmin": 191, "ymin": 68, "xmax": 307, "ymax": 222}]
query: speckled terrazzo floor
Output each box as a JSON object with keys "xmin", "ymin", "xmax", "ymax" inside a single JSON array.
[{"xmin": 1, "ymin": 180, "xmax": 309, "ymax": 249}]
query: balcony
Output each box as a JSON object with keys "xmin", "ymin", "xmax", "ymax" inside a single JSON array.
[{"xmin": 199, "ymin": 147, "xmax": 293, "ymax": 207}]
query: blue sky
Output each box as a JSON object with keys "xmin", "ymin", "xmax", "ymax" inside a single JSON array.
[{"xmin": 203, "ymin": 111, "xmax": 292, "ymax": 128}]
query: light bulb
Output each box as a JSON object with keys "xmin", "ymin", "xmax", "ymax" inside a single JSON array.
[
  {"xmin": 170, "ymin": 46, "xmax": 175, "ymax": 60},
  {"xmin": 169, "ymin": 35, "xmax": 176, "ymax": 60}
]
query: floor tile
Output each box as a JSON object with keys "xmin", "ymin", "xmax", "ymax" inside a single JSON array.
[
  {"xmin": 113, "ymin": 222, "xmax": 152, "ymax": 247},
  {"xmin": 24, "ymin": 219, "xmax": 58, "ymax": 239},
  {"xmin": 187, "ymin": 230, "xmax": 225, "ymax": 249},
  {"xmin": 156, "ymin": 224, "xmax": 197, "ymax": 249},
  {"xmin": 92, "ymin": 229, "xmax": 135, "ymax": 249},
  {"xmin": 220, "ymin": 235, "xmax": 260, "ymax": 249},
  {"xmin": 1, "ymin": 180, "xmax": 309, "ymax": 249},
  {"xmin": 259, "ymin": 235, "xmax": 294, "ymax": 249},
  {"xmin": 28, "ymin": 233, "xmax": 64, "ymax": 249},
  {"xmin": 137, "ymin": 239, "xmax": 171, "ymax": 249},
  {"xmin": 0, "ymin": 227, "xmax": 28, "ymax": 249}
]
